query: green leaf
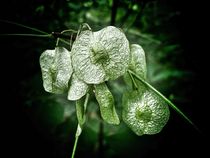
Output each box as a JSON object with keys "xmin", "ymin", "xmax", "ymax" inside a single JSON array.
[
  {"xmin": 124, "ymin": 44, "xmax": 147, "ymax": 87},
  {"xmin": 122, "ymin": 89, "xmax": 170, "ymax": 136},
  {"xmin": 71, "ymin": 26, "xmax": 130, "ymax": 84},
  {"xmin": 68, "ymin": 73, "xmax": 89, "ymax": 101},
  {"xmin": 94, "ymin": 83, "xmax": 120, "ymax": 125},
  {"xmin": 40, "ymin": 47, "xmax": 73, "ymax": 94}
]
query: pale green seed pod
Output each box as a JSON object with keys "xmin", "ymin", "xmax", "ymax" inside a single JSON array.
[
  {"xmin": 40, "ymin": 47, "xmax": 73, "ymax": 94},
  {"xmin": 71, "ymin": 26, "xmax": 130, "ymax": 84},
  {"xmin": 123, "ymin": 89, "xmax": 170, "ymax": 136}
]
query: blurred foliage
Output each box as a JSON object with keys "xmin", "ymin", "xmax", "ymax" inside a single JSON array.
[{"xmin": 0, "ymin": 0, "xmax": 206, "ymax": 158}]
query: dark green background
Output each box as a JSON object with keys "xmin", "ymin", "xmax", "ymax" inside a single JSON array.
[{"xmin": 0, "ymin": 0, "xmax": 208, "ymax": 157}]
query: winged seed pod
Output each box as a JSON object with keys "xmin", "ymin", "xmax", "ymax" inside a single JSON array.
[
  {"xmin": 122, "ymin": 90, "xmax": 170, "ymax": 136},
  {"xmin": 129, "ymin": 44, "xmax": 147, "ymax": 79},
  {"xmin": 71, "ymin": 26, "xmax": 130, "ymax": 84},
  {"xmin": 40, "ymin": 47, "xmax": 73, "ymax": 94},
  {"xmin": 68, "ymin": 73, "xmax": 89, "ymax": 101},
  {"xmin": 94, "ymin": 83, "xmax": 120, "ymax": 125},
  {"xmin": 123, "ymin": 44, "xmax": 170, "ymax": 135},
  {"xmin": 124, "ymin": 44, "xmax": 147, "ymax": 87}
]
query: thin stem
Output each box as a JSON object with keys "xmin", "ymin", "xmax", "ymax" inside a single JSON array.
[
  {"xmin": 84, "ymin": 93, "xmax": 90, "ymax": 110},
  {"xmin": 0, "ymin": 33, "xmax": 51, "ymax": 38},
  {"xmin": 81, "ymin": 23, "xmax": 92, "ymax": 31},
  {"xmin": 57, "ymin": 38, "xmax": 70, "ymax": 46},
  {"xmin": 56, "ymin": 38, "xmax": 59, "ymax": 47},
  {"xmin": 61, "ymin": 29, "xmax": 78, "ymax": 49},
  {"xmin": 128, "ymin": 70, "xmax": 200, "ymax": 132},
  {"xmin": 71, "ymin": 125, "xmax": 80, "ymax": 158},
  {"xmin": 0, "ymin": 20, "xmax": 71, "ymax": 46},
  {"xmin": 76, "ymin": 23, "xmax": 92, "ymax": 39},
  {"xmin": 54, "ymin": 29, "xmax": 78, "ymax": 47},
  {"xmin": 0, "ymin": 19, "xmax": 48, "ymax": 34},
  {"xmin": 0, "ymin": 33, "xmax": 70, "ymax": 46},
  {"xmin": 61, "ymin": 29, "xmax": 78, "ymax": 34},
  {"xmin": 52, "ymin": 32, "xmax": 73, "ymax": 39},
  {"xmin": 71, "ymin": 93, "xmax": 90, "ymax": 158},
  {"xmin": 70, "ymin": 33, "xmax": 73, "ymax": 49},
  {"xmin": 128, "ymin": 70, "xmax": 138, "ymax": 90}
]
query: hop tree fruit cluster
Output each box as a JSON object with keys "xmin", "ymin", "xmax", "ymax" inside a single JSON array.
[{"xmin": 40, "ymin": 25, "xmax": 170, "ymax": 136}]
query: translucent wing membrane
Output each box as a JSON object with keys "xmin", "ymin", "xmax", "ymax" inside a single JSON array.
[
  {"xmin": 122, "ymin": 89, "xmax": 170, "ymax": 136},
  {"xmin": 94, "ymin": 83, "xmax": 120, "ymax": 125},
  {"xmin": 124, "ymin": 44, "xmax": 147, "ymax": 87},
  {"xmin": 40, "ymin": 47, "xmax": 73, "ymax": 94},
  {"xmin": 71, "ymin": 26, "xmax": 130, "ymax": 84},
  {"xmin": 129, "ymin": 44, "xmax": 147, "ymax": 79},
  {"xmin": 71, "ymin": 30, "xmax": 105, "ymax": 84},
  {"xmin": 76, "ymin": 94, "xmax": 89, "ymax": 127},
  {"xmin": 68, "ymin": 73, "xmax": 89, "ymax": 101}
]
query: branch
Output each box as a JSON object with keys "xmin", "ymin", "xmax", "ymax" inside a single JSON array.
[{"xmin": 52, "ymin": 32, "xmax": 76, "ymax": 40}]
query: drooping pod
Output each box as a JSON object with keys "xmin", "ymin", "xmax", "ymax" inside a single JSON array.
[
  {"xmin": 40, "ymin": 47, "xmax": 73, "ymax": 94},
  {"xmin": 94, "ymin": 83, "xmax": 120, "ymax": 125},
  {"xmin": 71, "ymin": 26, "xmax": 130, "ymax": 84},
  {"xmin": 122, "ymin": 89, "xmax": 170, "ymax": 136},
  {"xmin": 124, "ymin": 44, "xmax": 147, "ymax": 87}
]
